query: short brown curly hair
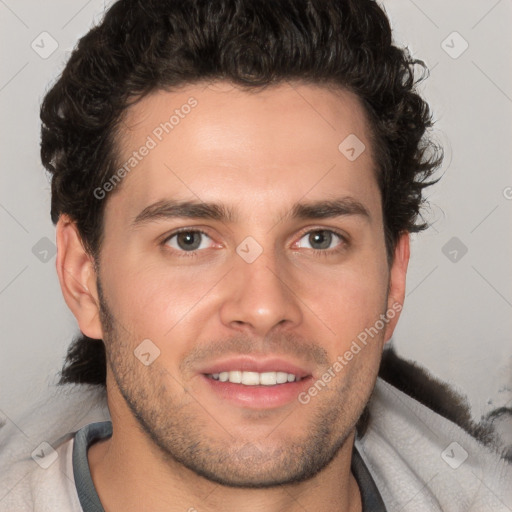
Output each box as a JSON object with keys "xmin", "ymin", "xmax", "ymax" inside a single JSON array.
[{"xmin": 41, "ymin": 0, "xmax": 442, "ymax": 386}]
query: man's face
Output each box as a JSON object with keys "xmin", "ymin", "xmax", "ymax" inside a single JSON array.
[{"xmin": 93, "ymin": 81, "xmax": 402, "ymax": 486}]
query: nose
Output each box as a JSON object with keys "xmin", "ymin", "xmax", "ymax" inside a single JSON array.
[{"xmin": 218, "ymin": 249, "xmax": 303, "ymax": 337}]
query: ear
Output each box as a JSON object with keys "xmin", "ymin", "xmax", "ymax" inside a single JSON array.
[
  {"xmin": 55, "ymin": 215, "xmax": 104, "ymax": 340},
  {"xmin": 383, "ymin": 232, "xmax": 410, "ymax": 343}
]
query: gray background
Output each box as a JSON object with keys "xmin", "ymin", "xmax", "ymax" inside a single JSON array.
[{"xmin": 1, "ymin": 0, "xmax": 511, "ymax": 426}]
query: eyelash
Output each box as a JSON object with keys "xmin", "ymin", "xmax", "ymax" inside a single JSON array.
[{"xmin": 161, "ymin": 227, "xmax": 349, "ymax": 259}]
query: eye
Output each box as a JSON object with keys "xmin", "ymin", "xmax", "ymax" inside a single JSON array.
[
  {"xmin": 295, "ymin": 229, "xmax": 346, "ymax": 252},
  {"xmin": 164, "ymin": 229, "xmax": 214, "ymax": 252}
]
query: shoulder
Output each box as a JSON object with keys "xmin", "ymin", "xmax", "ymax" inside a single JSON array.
[
  {"xmin": 358, "ymin": 367, "xmax": 512, "ymax": 511},
  {"xmin": 0, "ymin": 383, "xmax": 108, "ymax": 512},
  {"xmin": 0, "ymin": 437, "xmax": 82, "ymax": 512}
]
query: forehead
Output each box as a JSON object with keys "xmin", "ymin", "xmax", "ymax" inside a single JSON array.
[{"xmin": 106, "ymin": 81, "xmax": 380, "ymax": 226}]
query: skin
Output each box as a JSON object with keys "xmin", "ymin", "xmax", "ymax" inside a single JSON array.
[{"xmin": 56, "ymin": 81, "xmax": 409, "ymax": 512}]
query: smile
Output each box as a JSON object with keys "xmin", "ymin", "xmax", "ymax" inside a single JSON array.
[{"xmin": 206, "ymin": 371, "xmax": 302, "ymax": 386}]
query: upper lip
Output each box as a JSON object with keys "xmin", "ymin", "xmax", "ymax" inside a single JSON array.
[{"xmin": 198, "ymin": 356, "xmax": 312, "ymax": 379}]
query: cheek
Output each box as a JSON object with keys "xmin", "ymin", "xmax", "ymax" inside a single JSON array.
[
  {"xmin": 297, "ymin": 257, "xmax": 389, "ymax": 342},
  {"xmin": 101, "ymin": 256, "xmax": 225, "ymax": 345}
]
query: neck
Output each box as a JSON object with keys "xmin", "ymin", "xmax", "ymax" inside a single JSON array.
[
  {"xmin": 87, "ymin": 371, "xmax": 362, "ymax": 512},
  {"xmin": 88, "ymin": 419, "xmax": 362, "ymax": 512}
]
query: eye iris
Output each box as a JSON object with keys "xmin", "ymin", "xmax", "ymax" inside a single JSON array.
[
  {"xmin": 177, "ymin": 232, "xmax": 201, "ymax": 251},
  {"xmin": 310, "ymin": 230, "xmax": 332, "ymax": 250}
]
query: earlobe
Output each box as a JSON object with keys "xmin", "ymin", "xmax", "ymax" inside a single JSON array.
[
  {"xmin": 56, "ymin": 215, "xmax": 104, "ymax": 340},
  {"xmin": 383, "ymin": 232, "xmax": 410, "ymax": 343}
]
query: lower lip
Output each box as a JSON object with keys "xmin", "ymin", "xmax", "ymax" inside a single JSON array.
[{"xmin": 201, "ymin": 374, "xmax": 313, "ymax": 409}]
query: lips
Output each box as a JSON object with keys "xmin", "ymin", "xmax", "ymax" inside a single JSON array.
[{"xmin": 197, "ymin": 356, "xmax": 313, "ymax": 408}]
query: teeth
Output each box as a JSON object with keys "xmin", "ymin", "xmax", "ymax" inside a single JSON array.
[
  {"xmin": 242, "ymin": 371, "xmax": 261, "ymax": 385},
  {"xmin": 209, "ymin": 371, "xmax": 300, "ymax": 386},
  {"xmin": 259, "ymin": 372, "xmax": 276, "ymax": 385},
  {"xmin": 276, "ymin": 372, "xmax": 289, "ymax": 384},
  {"xmin": 229, "ymin": 370, "xmax": 242, "ymax": 383}
]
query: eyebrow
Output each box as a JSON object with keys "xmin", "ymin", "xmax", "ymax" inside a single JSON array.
[
  {"xmin": 131, "ymin": 196, "xmax": 371, "ymax": 228},
  {"xmin": 288, "ymin": 197, "xmax": 370, "ymax": 223}
]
